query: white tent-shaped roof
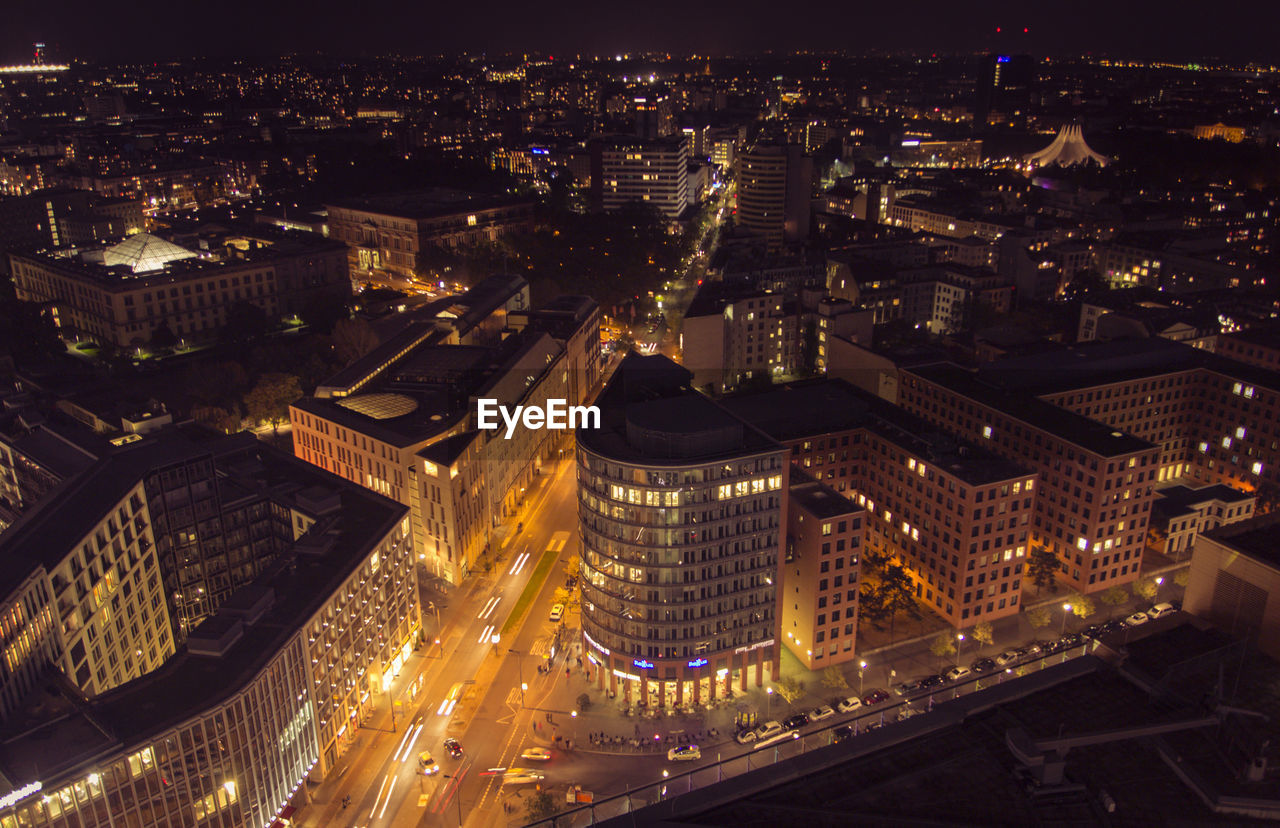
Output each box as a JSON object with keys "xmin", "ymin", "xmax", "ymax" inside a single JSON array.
[
  {"xmin": 1024, "ymin": 124, "xmax": 1110, "ymax": 169},
  {"xmin": 102, "ymin": 233, "xmax": 196, "ymax": 273}
]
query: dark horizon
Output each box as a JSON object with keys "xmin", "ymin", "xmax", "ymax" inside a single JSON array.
[{"xmin": 4, "ymin": 0, "xmax": 1280, "ymax": 65}]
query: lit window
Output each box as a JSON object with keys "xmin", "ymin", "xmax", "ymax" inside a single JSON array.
[
  {"xmin": 982, "ymin": 425, "xmax": 993, "ymax": 439},
  {"xmin": 1222, "ymin": 437, "xmax": 1233, "ymax": 449},
  {"xmin": 1077, "ymin": 537, "xmax": 1089, "ymax": 551},
  {"xmin": 1252, "ymin": 461, "xmax": 1264, "ymax": 475},
  {"xmin": 1236, "ymin": 427, "xmax": 1247, "ymax": 440}
]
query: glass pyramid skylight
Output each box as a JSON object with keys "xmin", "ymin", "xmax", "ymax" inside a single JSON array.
[{"xmin": 102, "ymin": 233, "xmax": 197, "ymax": 273}]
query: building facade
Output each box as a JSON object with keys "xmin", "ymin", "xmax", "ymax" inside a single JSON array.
[
  {"xmin": 781, "ymin": 479, "xmax": 863, "ymax": 669},
  {"xmin": 577, "ymin": 355, "xmax": 787, "ymax": 707}
]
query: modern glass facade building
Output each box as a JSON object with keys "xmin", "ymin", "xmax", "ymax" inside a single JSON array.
[{"xmin": 577, "ymin": 355, "xmax": 787, "ymax": 707}]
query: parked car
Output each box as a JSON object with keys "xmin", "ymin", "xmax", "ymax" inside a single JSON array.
[
  {"xmin": 1058, "ymin": 632, "xmax": 1083, "ymax": 648},
  {"xmin": 919, "ymin": 674, "xmax": 945, "ymax": 689},
  {"xmin": 520, "ymin": 747, "xmax": 553, "ymax": 761},
  {"xmin": 970, "ymin": 657, "xmax": 996, "ymax": 673},
  {"xmin": 735, "ymin": 728, "xmax": 758, "ymax": 745},
  {"xmin": 832, "ymin": 725, "xmax": 854, "ymax": 744},
  {"xmin": 836, "ymin": 695, "xmax": 863, "ymax": 714},
  {"xmin": 943, "ymin": 665, "xmax": 972, "ymax": 682},
  {"xmin": 1124, "ymin": 611, "xmax": 1150, "ymax": 627},
  {"xmin": 549, "ymin": 603, "xmax": 565, "ymax": 622},
  {"xmin": 443, "ymin": 738, "xmax": 464, "ymax": 759},
  {"xmin": 754, "ymin": 721, "xmax": 784, "ymax": 741},
  {"xmin": 667, "ymin": 745, "xmax": 701, "ymax": 762},
  {"xmin": 782, "ymin": 714, "xmax": 809, "ymax": 731},
  {"xmin": 863, "ymin": 690, "xmax": 891, "ymax": 706},
  {"xmin": 807, "ymin": 705, "xmax": 835, "ymax": 723},
  {"xmin": 892, "ymin": 679, "xmax": 924, "ymax": 696},
  {"xmin": 1148, "ymin": 602, "xmax": 1176, "ymax": 619},
  {"xmin": 1100, "ymin": 619, "xmax": 1125, "ymax": 635},
  {"xmin": 418, "ymin": 751, "xmax": 439, "ymax": 775},
  {"xmin": 994, "ymin": 649, "xmax": 1021, "ymax": 668},
  {"xmin": 1024, "ymin": 640, "xmax": 1048, "ymax": 656}
]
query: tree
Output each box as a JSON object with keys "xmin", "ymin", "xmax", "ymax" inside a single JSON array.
[
  {"xmin": 188, "ymin": 361, "xmax": 249, "ymax": 407},
  {"xmin": 566, "ymin": 556, "xmax": 581, "ymax": 579},
  {"xmin": 1069, "ymin": 594, "xmax": 1096, "ymax": 619},
  {"xmin": 243, "ymin": 373, "xmax": 302, "ymax": 433},
  {"xmin": 929, "ymin": 633, "xmax": 956, "ymax": 669},
  {"xmin": 774, "ymin": 675, "xmax": 803, "ymax": 705},
  {"xmin": 971, "ymin": 620, "xmax": 995, "ymax": 647},
  {"xmin": 300, "ymin": 292, "xmax": 350, "ymax": 335},
  {"xmin": 331, "ymin": 317, "xmax": 381, "ymax": 366},
  {"xmin": 1174, "ymin": 568, "xmax": 1190, "ymax": 588},
  {"xmin": 191, "ymin": 404, "xmax": 241, "ymax": 434},
  {"xmin": 1134, "ymin": 577, "xmax": 1159, "ymax": 601},
  {"xmin": 575, "ymin": 692, "xmax": 591, "ymax": 712},
  {"xmin": 1100, "ymin": 585, "xmax": 1129, "ymax": 607},
  {"xmin": 820, "ymin": 665, "xmax": 848, "ymax": 692},
  {"xmin": 221, "ymin": 300, "xmax": 269, "ymax": 343},
  {"xmin": 1027, "ymin": 547, "xmax": 1060, "ymax": 593},
  {"xmin": 149, "ymin": 321, "xmax": 178, "ymax": 350},
  {"xmin": 1027, "ymin": 606, "xmax": 1052, "ymax": 628},
  {"xmin": 524, "ymin": 790, "xmax": 558, "ymax": 822}
]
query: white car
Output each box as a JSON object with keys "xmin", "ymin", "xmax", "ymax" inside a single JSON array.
[
  {"xmin": 807, "ymin": 705, "xmax": 835, "ymax": 722},
  {"xmin": 503, "ymin": 769, "xmax": 545, "ymax": 785},
  {"xmin": 667, "ymin": 745, "xmax": 701, "ymax": 762},
  {"xmin": 836, "ymin": 696, "xmax": 863, "ymax": 714},
  {"xmin": 549, "ymin": 603, "xmax": 565, "ymax": 622},
  {"xmin": 520, "ymin": 747, "xmax": 553, "ymax": 761},
  {"xmin": 734, "ymin": 729, "xmax": 758, "ymax": 745},
  {"xmin": 418, "ymin": 751, "xmax": 439, "ymax": 775},
  {"xmin": 1124, "ymin": 611, "xmax": 1150, "ymax": 627},
  {"xmin": 943, "ymin": 666, "xmax": 972, "ymax": 682},
  {"xmin": 753, "ymin": 721, "xmax": 783, "ymax": 741},
  {"xmin": 1148, "ymin": 602, "xmax": 1176, "ymax": 619}
]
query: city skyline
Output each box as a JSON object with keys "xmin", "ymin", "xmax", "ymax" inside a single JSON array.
[{"xmin": 3, "ymin": 0, "xmax": 1280, "ymax": 63}]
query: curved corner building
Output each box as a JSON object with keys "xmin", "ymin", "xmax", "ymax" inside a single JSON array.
[{"xmin": 577, "ymin": 355, "xmax": 787, "ymax": 707}]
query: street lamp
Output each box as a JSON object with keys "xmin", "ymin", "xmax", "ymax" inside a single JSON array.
[
  {"xmin": 858, "ymin": 660, "xmax": 867, "ymax": 697},
  {"xmin": 1060, "ymin": 603, "xmax": 1072, "ymax": 638},
  {"xmin": 766, "ymin": 687, "xmax": 773, "ymax": 719},
  {"xmin": 955, "ymin": 633, "xmax": 964, "ymax": 669}
]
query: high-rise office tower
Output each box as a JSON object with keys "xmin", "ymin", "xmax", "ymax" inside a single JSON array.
[
  {"xmin": 735, "ymin": 143, "xmax": 812, "ymax": 250},
  {"xmin": 974, "ymin": 53, "xmax": 1033, "ymax": 126},
  {"xmin": 577, "ymin": 354, "xmax": 788, "ymax": 707}
]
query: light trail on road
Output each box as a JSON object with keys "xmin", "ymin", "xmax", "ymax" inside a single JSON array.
[
  {"xmin": 478, "ymin": 596, "xmax": 502, "ymax": 619},
  {"xmin": 508, "ymin": 551, "xmax": 531, "ymax": 576},
  {"xmin": 478, "ymin": 623, "xmax": 495, "ymax": 644}
]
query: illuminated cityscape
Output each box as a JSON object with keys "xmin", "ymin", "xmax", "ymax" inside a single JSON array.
[{"xmin": 1, "ymin": 12, "xmax": 1280, "ymax": 828}]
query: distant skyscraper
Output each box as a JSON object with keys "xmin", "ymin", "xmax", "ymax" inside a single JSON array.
[
  {"xmin": 633, "ymin": 91, "xmax": 673, "ymax": 139},
  {"xmin": 974, "ymin": 53, "xmax": 1033, "ymax": 125},
  {"xmin": 735, "ymin": 143, "xmax": 812, "ymax": 250},
  {"xmin": 592, "ymin": 135, "xmax": 689, "ymax": 220}
]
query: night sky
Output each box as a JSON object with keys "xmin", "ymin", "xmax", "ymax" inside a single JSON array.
[{"xmin": 3, "ymin": 0, "xmax": 1279, "ymax": 62}]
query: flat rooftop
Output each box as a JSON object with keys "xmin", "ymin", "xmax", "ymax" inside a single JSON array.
[
  {"xmin": 720, "ymin": 379, "xmax": 1033, "ymax": 485},
  {"xmin": 788, "ymin": 478, "xmax": 861, "ymax": 520},
  {"xmin": 906, "ymin": 362, "xmax": 1154, "ymax": 458},
  {"xmin": 326, "ymin": 188, "xmax": 531, "ymax": 220},
  {"xmin": 1204, "ymin": 514, "xmax": 1280, "ymax": 571},
  {"xmin": 578, "ymin": 354, "xmax": 783, "ymax": 465},
  {"xmin": 0, "ymin": 445, "xmax": 407, "ymax": 791},
  {"xmin": 978, "ymin": 337, "xmax": 1280, "ymax": 398}
]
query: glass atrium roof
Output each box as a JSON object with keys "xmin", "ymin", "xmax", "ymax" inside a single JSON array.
[
  {"xmin": 336, "ymin": 393, "xmax": 420, "ymax": 420},
  {"xmin": 102, "ymin": 233, "xmax": 197, "ymax": 273}
]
